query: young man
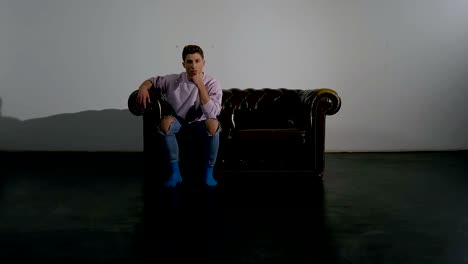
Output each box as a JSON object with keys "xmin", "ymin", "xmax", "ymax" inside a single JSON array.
[{"xmin": 136, "ymin": 45, "xmax": 222, "ymax": 187}]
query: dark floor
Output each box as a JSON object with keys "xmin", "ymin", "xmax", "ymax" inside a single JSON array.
[{"xmin": 0, "ymin": 151, "xmax": 467, "ymax": 263}]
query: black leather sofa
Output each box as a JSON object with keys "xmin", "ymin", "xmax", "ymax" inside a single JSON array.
[{"xmin": 128, "ymin": 87, "xmax": 341, "ymax": 178}]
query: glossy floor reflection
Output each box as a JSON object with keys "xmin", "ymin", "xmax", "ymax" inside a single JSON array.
[
  {"xmin": 0, "ymin": 151, "xmax": 467, "ymax": 263},
  {"xmin": 134, "ymin": 171, "xmax": 332, "ymax": 264}
]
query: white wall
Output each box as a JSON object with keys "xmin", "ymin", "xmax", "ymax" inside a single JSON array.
[{"xmin": 1, "ymin": 0, "xmax": 467, "ymax": 151}]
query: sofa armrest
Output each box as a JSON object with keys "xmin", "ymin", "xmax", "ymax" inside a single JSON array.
[
  {"xmin": 127, "ymin": 88, "xmax": 162, "ymax": 119},
  {"xmin": 298, "ymin": 88, "xmax": 341, "ymax": 135},
  {"xmin": 128, "ymin": 88, "xmax": 168, "ymax": 153},
  {"xmin": 299, "ymin": 88, "xmax": 341, "ymax": 129},
  {"xmin": 299, "ymin": 88, "xmax": 341, "ymax": 176},
  {"xmin": 299, "ymin": 88, "xmax": 341, "ymax": 117}
]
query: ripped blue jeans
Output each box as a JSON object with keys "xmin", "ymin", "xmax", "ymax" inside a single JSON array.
[{"xmin": 156, "ymin": 116, "xmax": 221, "ymax": 167}]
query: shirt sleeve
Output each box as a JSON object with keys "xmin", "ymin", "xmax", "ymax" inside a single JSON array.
[
  {"xmin": 200, "ymin": 78, "xmax": 223, "ymax": 119},
  {"xmin": 148, "ymin": 76, "xmax": 167, "ymax": 93}
]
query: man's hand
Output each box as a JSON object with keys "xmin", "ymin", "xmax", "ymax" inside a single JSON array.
[
  {"xmin": 191, "ymin": 73, "xmax": 204, "ymax": 88},
  {"xmin": 136, "ymin": 80, "xmax": 153, "ymax": 110},
  {"xmin": 191, "ymin": 73, "xmax": 210, "ymax": 105},
  {"xmin": 136, "ymin": 88, "xmax": 151, "ymax": 110}
]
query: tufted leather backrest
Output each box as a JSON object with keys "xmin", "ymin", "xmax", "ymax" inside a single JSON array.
[{"xmin": 219, "ymin": 88, "xmax": 305, "ymax": 130}]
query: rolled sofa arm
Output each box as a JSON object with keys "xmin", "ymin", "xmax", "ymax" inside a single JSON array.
[
  {"xmin": 298, "ymin": 88, "xmax": 341, "ymax": 176},
  {"xmin": 127, "ymin": 88, "xmax": 162, "ymax": 119},
  {"xmin": 299, "ymin": 88, "xmax": 341, "ymax": 117}
]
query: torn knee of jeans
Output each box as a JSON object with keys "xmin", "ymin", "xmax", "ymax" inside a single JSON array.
[
  {"xmin": 206, "ymin": 125, "xmax": 220, "ymax": 136},
  {"xmin": 157, "ymin": 126, "xmax": 170, "ymax": 135},
  {"xmin": 156, "ymin": 127, "xmax": 164, "ymax": 135}
]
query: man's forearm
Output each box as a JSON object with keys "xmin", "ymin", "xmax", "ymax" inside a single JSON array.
[
  {"xmin": 197, "ymin": 84, "xmax": 211, "ymax": 105},
  {"xmin": 139, "ymin": 80, "xmax": 153, "ymax": 91}
]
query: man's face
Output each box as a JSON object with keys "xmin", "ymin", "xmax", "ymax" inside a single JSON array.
[{"xmin": 183, "ymin": 53, "xmax": 205, "ymax": 78}]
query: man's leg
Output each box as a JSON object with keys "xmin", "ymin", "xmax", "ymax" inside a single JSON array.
[
  {"xmin": 157, "ymin": 116, "xmax": 183, "ymax": 187},
  {"xmin": 194, "ymin": 118, "xmax": 221, "ymax": 186}
]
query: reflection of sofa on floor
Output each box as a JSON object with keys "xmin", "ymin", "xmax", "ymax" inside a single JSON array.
[{"xmin": 128, "ymin": 87, "xmax": 341, "ymax": 178}]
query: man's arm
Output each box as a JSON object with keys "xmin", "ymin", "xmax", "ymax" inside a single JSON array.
[
  {"xmin": 139, "ymin": 79, "xmax": 153, "ymax": 91},
  {"xmin": 136, "ymin": 79, "xmax": 153, "ymax": 109},
  {"xmin": 192, "ymin": 74, "xmax": 211, "ymax": 105},
  {"xmin": 192, "ymin": 74, "xmax": 222, "ymax": 118},
  {"xmin": 136, "ymin": 76, "xmax": 168, "ymax": 109}
]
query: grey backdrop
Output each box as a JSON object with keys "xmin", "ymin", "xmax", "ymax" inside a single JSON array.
[{"xmin": 1, "ymin": 0, "xmax": 467, "ymax": 152}]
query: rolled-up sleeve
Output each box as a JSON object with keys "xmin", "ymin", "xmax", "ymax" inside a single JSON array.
[{"xmin": 201, "ymin": 79, "xmax": 223, "ymax": 119}]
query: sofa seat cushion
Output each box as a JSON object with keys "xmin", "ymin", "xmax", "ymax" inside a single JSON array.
[
  {"xmin": 232, "ymin": 128, "xmax": 306, "ymax": 144},
  {"xmin": 220, "ymin": 128, "xmax": 310, "ymax": 171}
]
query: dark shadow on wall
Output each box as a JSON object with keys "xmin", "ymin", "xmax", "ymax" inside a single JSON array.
[{"xmin": 0, "ymin": 107, "xmax": 143, "ymax": 151}]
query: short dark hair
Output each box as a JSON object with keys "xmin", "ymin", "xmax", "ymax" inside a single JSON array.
[{"xmin": 182, "ymin": 45, "xmax": 204, "ymax": 61}]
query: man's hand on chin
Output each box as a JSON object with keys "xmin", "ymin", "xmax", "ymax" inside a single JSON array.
[{"xmin": 191, "ymin": 73, "xmax": 204, "ymax": 88}]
